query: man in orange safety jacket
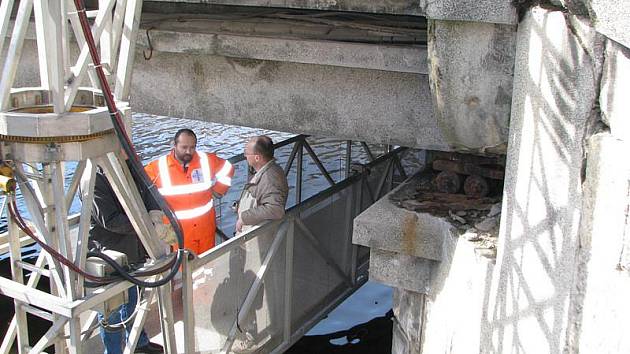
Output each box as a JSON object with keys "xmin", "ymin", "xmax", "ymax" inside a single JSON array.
[{"xmin": 145, "ymin": 128, "xmax": 234, "ymax": 255}]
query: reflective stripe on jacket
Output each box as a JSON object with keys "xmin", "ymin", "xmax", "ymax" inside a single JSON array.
[{"xmin": 145, "ymin": 151, "xmax": 234, "ymax": 254}]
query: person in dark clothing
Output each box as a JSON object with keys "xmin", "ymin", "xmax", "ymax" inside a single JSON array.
[
  {"xmin": 87, "ymin": 159, "xmax": 164, "ymax": 354},
  {"xmin": 89, "ymin": 161, "xmax": 157, "ymax": 265}
]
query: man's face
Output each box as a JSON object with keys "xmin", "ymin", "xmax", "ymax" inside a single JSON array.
[
  {"xmin": 244, "ymin": 140, "xmax": 260, "ymax": 168},
  {"xmin": 174, "ymin": 133, "xmax": 196, "ymax": 164}
]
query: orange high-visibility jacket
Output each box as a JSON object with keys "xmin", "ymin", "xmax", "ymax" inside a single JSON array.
[{"xmin": 145, "ymin": 151, "xmax": 234, "ymax": 255}]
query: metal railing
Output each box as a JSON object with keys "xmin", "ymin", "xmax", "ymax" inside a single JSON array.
[
  {"xmin": 179, "ymin": 146, "xmax": 407, "ymax": 353},
  {"xmin": 0, "ymin": 136, "xmax": 409, "ymax": 353}
]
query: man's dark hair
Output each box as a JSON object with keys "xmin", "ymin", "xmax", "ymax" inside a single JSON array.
[
  {"xmin": 174, "ymin": 128, "xmax": 197, "ymax": 144},
  {"xmin": 250, "ymin": 136, "xmax": 274, "ymax": 160}
]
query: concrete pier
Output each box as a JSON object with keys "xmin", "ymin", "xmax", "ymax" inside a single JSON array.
[{"xmin": 354, "ymin": 3, "xmax": 630, "ymax": 353}]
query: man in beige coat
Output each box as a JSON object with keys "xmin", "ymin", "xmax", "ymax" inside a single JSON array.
[{"xmin": 236, "ymin": 136, "xmax": 289, "ymax": 235}]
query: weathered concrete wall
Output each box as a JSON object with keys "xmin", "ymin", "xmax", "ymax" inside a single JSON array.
[
  {"xmin": 572, "ymin": 134, "xmax": 630, "ymax": 353},
  {"xmin": 423, "ymin": 0, "xmax": 516, "ymax": 24},
  {"xmin": 419, "ymin": 234, "xmax": 495, "ymax": 354},
  {"xmin": 353, "ymin": 176, "xmax": 501, "ymax": 354},
  {"xmin": 427, "ymin": 20, "xmax": 517, "ymax": 153},
  {"xmin": 355, "ymin": 5, "xmax": 629, "ymax": 354},
  {"xmin": 486, "ymin": 7, "xmax": 630, "ymax": 353},
  {"xmin": 582, "ymin": 0, "xmax": 630, "ymax": 49},
  {"xmin": 569, "ymin": 39, "xmax": 630, "ymax": 353},
  {"xmin": 486, "ymin": 8, "xmax": 600, "ymax": 353}
]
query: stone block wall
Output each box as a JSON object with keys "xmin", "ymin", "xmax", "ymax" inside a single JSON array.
[{"xmin": 354, "ymin": 4, "xmax": 630, "ymax": 354}]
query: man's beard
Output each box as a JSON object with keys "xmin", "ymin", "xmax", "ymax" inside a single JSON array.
[{"xmin": 176, "ymin": 152, "xmax": 193, "ymax": 163}]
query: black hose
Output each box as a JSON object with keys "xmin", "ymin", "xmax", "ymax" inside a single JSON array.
[
  {"xmin": 87, "ymin": 250, "xmax": 183, "ymax": 288},
  {"xmin": 72, "ymin": 0, "xmax": 185, "ymax": 249}
]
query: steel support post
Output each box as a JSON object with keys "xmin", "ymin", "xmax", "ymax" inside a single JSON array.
[
  {"xmin": 33, "ymin": 0, "xmax": 51, "ymax": 90},
  {"xmin": 51, "ymin": 161, "xmax": 83, "ymax": 354},
  {"xmin": 74, "ymin": 160, "xmax": 97, "ymax": 290},
  {"xmin": 283, "ymin": 220, "xmax": 295, "ymax": 344},
  {"xmin": 0, "ymin": 0, "xmax": 15, "ymax": 59},
  {"xmin": 350, "ymin": 181, "xmax": 362, "ymax": 285},
  {"xmin": 6, "ymin": 199, "xmax": 29, "ymax": 353},
  {"xmin": 0, "ymin": 0, "xmax": 33, "ymax": 110},
  {"xmin": 374, "ymin": 159, "xmax": 394, "ymax": 200},
  {"xmin": 360, "ymin": 142, "xmax": 375, "ymax": 162},
  {"xmin": 110, "ymin": 0, "xmax": 128, "ymax": 72},
  {"xmin": 114, "ymin": 0, "xmax": 142, "ymax": 100},
  {"xmin": 46, "ymin": 0, "xmax": 65, "ymax": 113},
  {"xmin": 345, "ymin": 140, "xmax": 352, "ymax": 179},
  {"xmin": 343, "ymin": 177, "xmax": 355, "ymax": 278},
  {"xmin": 123, "ymin": 288, "xmax": 157, "ymax": 354},
  {"xmin": 65, "ymin": 0, "xmax": 116, "ymax": 110},
  {"xmin": 284, "ymin": 139, "xmax": 300, "ymax": 177},
  {"xmin": 182, "ymin": 251, "xmax": 195, "ymax": 354},
  {"xmin": 302, "ymin": 140, "xmax": 335, "ymax": 186},
  {"xmin": 296, "ymin": 142, "xmax": 303, "ymax": 204},
  {"xmin": 157, "ymin": 283, "xmax": 178, "ymax": 354},
  {"xmin": 41, "ymin": 163, "xmax": 68, "ymax": 354}
]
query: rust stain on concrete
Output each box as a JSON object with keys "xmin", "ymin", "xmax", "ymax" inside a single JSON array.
[{"xmin": 402, "ymin": 212, "xmax": 418, "ymax": 254}]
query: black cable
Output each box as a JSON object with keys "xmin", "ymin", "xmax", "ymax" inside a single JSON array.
[
  {"xmin": 87, "ymin": 250, "xmax": 183, "ymax": 288},
  {"xmin": 8, "ymin": 198, "xmax": 113, "ymax": 283},
  {"xmin": 73, "ymin": 0, "xmax": 185, "ymax": 249}
]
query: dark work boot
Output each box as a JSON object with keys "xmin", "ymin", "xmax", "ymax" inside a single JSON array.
[{"xmin": 134, "ymin": 342, "xmax": 164, "ymax": 354}]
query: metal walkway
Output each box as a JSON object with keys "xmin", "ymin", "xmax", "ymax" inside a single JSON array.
[
  {"xmin": 0, "ymin": 137, "xmax": 409, "ymax": 353},
  {"xmin": 176, "ymin": 139, "xmax": 407, "ymax": 353}
]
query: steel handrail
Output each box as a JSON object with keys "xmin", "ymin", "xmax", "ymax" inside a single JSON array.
[{"xmin": 197, "ymin": 146, "xmax": 406, "ymax": 267}]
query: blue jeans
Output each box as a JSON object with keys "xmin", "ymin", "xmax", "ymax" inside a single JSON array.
[{"xmin": 98, "ymin": 288, "xmax": 150, "ymax": 354}]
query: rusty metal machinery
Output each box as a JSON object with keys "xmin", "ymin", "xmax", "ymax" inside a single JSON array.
[{"xmin": 430, "ymin": 151, "xmax": 506, "ymax": 198}]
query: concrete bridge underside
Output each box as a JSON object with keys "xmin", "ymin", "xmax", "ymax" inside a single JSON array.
[{"xmin": 5, "ymin": 0, "xmax": 520, "ymax": 153}]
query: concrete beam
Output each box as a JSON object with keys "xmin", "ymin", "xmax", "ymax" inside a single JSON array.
[
  {"xmin": 5, "ymin": 18, "xmax": 518, "ymax": 151},
  {"xmin": 137, "ymin": 27, "xmax": 428, "ymax": 74},
  {"xmin": 147, "ymin": 0, "xmax": 517, "ymax": 24},
  {"xmin": 6, "ymin": 18, "xmax": 427, "ymax": 74},
  {"xmin": 147, "ymin": 0, "xmax": 427, "ymax": 16},
  {"xmin": 130, "ymin": 49, "xmax": 449, "ymax": 149}
]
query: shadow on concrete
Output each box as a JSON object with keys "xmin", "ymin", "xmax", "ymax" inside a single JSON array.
[{"xmin": 478, "ymin": 9, "xmax": 600, "ymax": 353}]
